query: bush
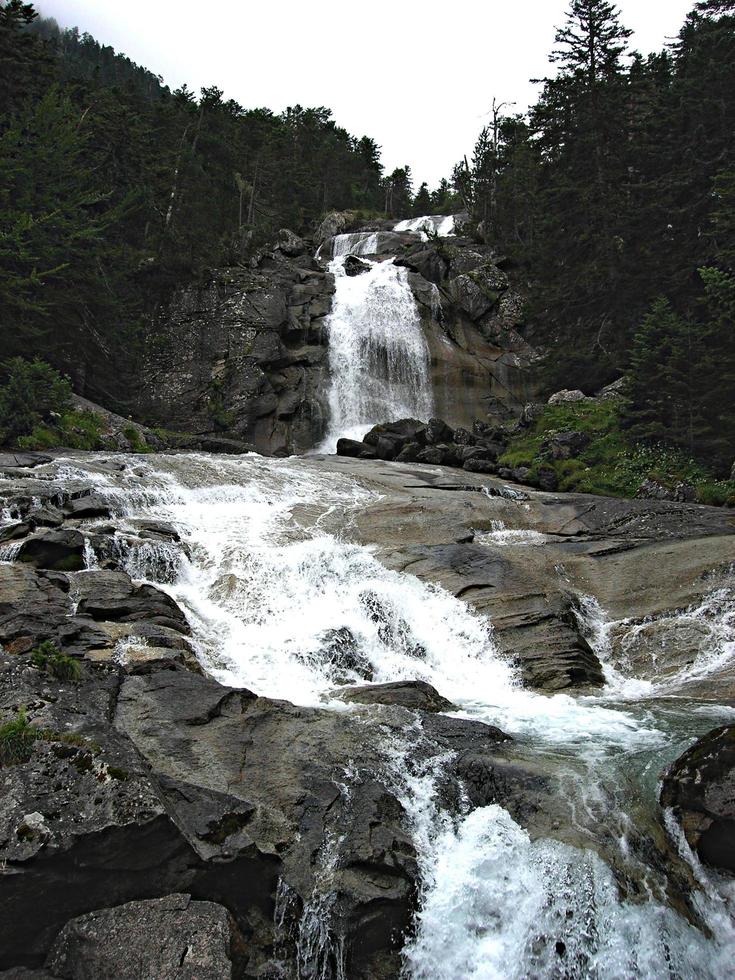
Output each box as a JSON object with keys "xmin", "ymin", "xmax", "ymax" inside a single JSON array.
[
  {"xmin": 0, "ymin": 709, "xmax": 38, "ymax": 766},
  {"xmin": 0, "ymin": 358, "xmax": 73, "ymax": 445},
  {"xmin": 30, "ymin": 641, "xmax": 82, "ymax": 683}
]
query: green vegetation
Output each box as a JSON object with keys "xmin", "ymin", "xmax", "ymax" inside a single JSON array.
[
  {"xmin": 30, "ymin": 640, "xmax": 82, "ymax": 683},
  {"xmin": 499, "ymin": 400, "xmax": 735, "ymax": 504},
  {"xmin": 0, "ymin": 708, "xmax": 38, "ymax": 766},
  {"xmin": 0, "ymin": 357, "xmax": 105, "ymax": 450}
]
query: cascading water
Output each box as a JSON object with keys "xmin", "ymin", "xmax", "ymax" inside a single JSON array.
[
  {"xmin": 394, "ymin": 214, "xmax": 457, "ymax": 238},
  {"xmin": 318, "ymin": 242, "xmax": 433, "ymax": 451},
  {"xmin": 2, "ymin": 452, "xmax": 734, "ymax": 977}
]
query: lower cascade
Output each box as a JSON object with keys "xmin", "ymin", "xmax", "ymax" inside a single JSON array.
[
  {"xmin": 318, "ymin": 241, "xmax": 434, "ymax": 451},
  {"xmin": 2, "ymin": 451, "xmax": 734, "ymax": 978}
]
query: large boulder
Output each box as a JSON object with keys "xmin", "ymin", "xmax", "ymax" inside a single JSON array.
[
  {"xmin": 315, "ymin": 210, "xmax": 355, "ymax": 245},
  {"xmin": 16, "ymin": 531, "xmax": 86, "ymax": 572},
  {"xmin": 547, "ymin": 389, "xmax": 590, "ymax": 406},
  {"xmin": 45, "ymin": 895, "xmax": 248, "ymax": 980},
  {"xmin": 660, "ymin": 725, "xmax": 735, "ymax": 873},
  {"xmin": 276, "ymin": 228, "xmax": 307, "ymax": 257}
]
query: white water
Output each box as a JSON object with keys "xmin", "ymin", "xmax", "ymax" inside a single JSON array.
[
  {"xmin": 3, "ymin": 452, "xmax": 735, "ymax": 977},
  {"xmin": 318, "ymin": 254, "xmax": 433, "ymax": 451},
  {"xmin": 394, "ymin": 214, "xmax": 457, "ymax": 238}
]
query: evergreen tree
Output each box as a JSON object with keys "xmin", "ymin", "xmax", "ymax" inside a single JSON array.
[{"xmin": 412, "ymin": 182, "xmax": 432, "ymax": 216}]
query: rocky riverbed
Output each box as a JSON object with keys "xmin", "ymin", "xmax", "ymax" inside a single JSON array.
[{"xmin": 0, "ymin": 450, "xmax": 734, "ymax": 978}]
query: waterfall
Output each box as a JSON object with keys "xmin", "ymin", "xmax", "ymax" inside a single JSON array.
[{"xmin": 318, "ymin": 251, "xmax": 434, "ymax": 451}]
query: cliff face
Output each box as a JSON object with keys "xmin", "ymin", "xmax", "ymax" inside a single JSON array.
[{"xmin": 137, "ymin": 221, "xmax": 536, "ymax": 454}]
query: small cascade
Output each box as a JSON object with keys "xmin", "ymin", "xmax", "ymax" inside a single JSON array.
[
  {"xmin": 318, "ymin": 255, "xmax": 434, "ymax": 451},
  {"xmin": 394, "ymin": 214, "xmax": 457, "ymax": 238}
]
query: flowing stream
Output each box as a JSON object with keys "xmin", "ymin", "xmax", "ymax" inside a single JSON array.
[{"xmin": 6, "ymin": 452, "xmax": 734, "ymax": 978}]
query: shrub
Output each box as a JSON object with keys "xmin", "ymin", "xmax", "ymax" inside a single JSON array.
[
  {"xmin": 0, "ymin": 358, "xmax": 73, "ymax": 445},
  {"xmin": 0, "ymin": 709, "xmax": 38, "ymax": 766},
  {"xmin": 30, "ymin": 641, "xmax": 82, "ymax": 683}
]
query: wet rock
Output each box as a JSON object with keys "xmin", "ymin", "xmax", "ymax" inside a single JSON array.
[
  {"xmin": 62, "ymin": 496, "xmax": 111, "ymax": 519},
  {"xmin": 0, "ymin": 522, "xmax": 29, "ymax": 543},
  {"xmin": 660, "ymin": 725, "xmax": 735, "ymax": 874},
  {"xmin": 15, "ymin": 530, "xmax": 86, "ymax": 572},
  {"xmin": 334, "ymin": 680, "xmax": 456, "ymax": 713},
  {"xmin": 314, "ymin": 626, "xmax": 373, "ymax": 682},
  {"xmin": 416, "ymin": 447, "xmax": 445, "ymax": 465},
  {"xmin": 45, "ymin": 894, "xmax": 248, "ymax": 980},
  {"xmin": 343, "ymin": 254, "xmax": 371, "ymax": 276}
]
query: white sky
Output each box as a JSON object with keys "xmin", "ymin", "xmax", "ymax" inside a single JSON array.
[{"xmin": 37, "ymin": 0, "xmax": 694, "ymax": 187}]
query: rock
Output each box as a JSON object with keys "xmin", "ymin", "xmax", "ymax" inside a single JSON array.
[
  {"xmin": 543, "ymin": 431, "xmax": 591, "ymax": 460},
  {"xmin": 425, "ymin": 418, "xmax": 454, "ymax": 445},
  {"xmin": 636, "ymin": 478, "xmax": 675, "ymax": 501},
  {"xmin": 276, "ymin": 228, "xmax": 307, "ymax": 257},
  {"xmin": 336, "ymin": 438, "xmax": 376, "ymax": 459},
  {"xmin": 343, "ymin": 254, "xmax": 371, "ymax": 276},
  {"xmin": 45, "ymin": 894, "xmax": 248, "ymax": 980},
  {"xmin": 394, "ymin": 246, "xmax": 447, "ymax": 285},
  {"xmin": 463, "ymin": 458, "xmax": 499, "ymax": 474},
  {"xmin": 453, "ymin": 427, "xmax": 475, "ymax": 446},
  {"xmin": 334, "ymin": 680, "xmax": 456, "ymax": 713},
  {"xmin": 416, "ymin": 447, "xmax": 445, "ymax": 465},
  {"xmin": 16, "ymin": 530, "xmax": 86, "ymax": 572},
  {"xmin": 512, "ymin": 466, "xmax": 532, "ymax": 484},
  {"xmin": 74, "ymin": 570, "xmax": 190, "ymax": 634},
  {"xmin": 0, "ymin": 453, "xmax": 52, "ymax": 471},
  {"xmin": 660, "ymin": 726, "xmax": 735, "ymax": 873},
  {"xmin": 597, "ymin": 377, "xmax": 626, "ymax": 401},
  {"xmin": 519, "ymin": 402, "xmax": 545, "ymax": 428},
  {"xmin": 448, "ymin": 272, "xmax": 499, "ymax": 320},
  {"xmin": 62, "ymin": 496, "xmax": 111, "ymax": 519},
  {"xmin": 547, "ymin": 389, "xmax": 590, "ymax": 405},
  {"xmin": 0, "ymin": 522, "xmax": 29, "ymax": 543},
  {"xmin": 394, "ymin": 441, "xmax": 422, "ymax": 463},
  {"xmin": 315, "ymin": 210, "xmax": 355, "ymax": 245},
  {"xmin": 363, "ymin": 419, "xmax": 427, "ymax": 448},
  {"xmin": 314, "ymin": 626, "xmax": 373, "ymax": 682}
]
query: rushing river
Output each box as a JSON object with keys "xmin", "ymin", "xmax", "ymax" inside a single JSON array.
[{"xmin": 8, "ymin": 450, "xmax": 733, "ymax": 979}]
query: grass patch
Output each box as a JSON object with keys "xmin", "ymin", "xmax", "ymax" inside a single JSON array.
[
  {"xmin": 0, "ymin": 709, "xmax": 38, "ymax": 766},
  {"xmin": 30, "ymin": 641, "xmax": 82, "ymax": 683},
  {"xmin": 16, "ymin": 409, "xmax": 106, "ymax": 451},
  {"xmin": 499, "ymin": 401, "xmax": 735, "ymax": 504}
]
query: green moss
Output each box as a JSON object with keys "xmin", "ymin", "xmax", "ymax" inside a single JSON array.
[
  {"xmin": 107, "ymin": 766, "xmax": 129, "ymax": 781},
  {"xmin": 16, "ymin": 409, "xmax": 106, "ymax": 451}
]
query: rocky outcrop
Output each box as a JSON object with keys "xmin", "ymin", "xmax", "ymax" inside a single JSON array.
[
  {"xmin": 660, "ymin": 726, "xmax": 735, "ymax": 873},
  {"xmin": 137, "ymin": 242, "xmax": 334, "ymax": 455}
]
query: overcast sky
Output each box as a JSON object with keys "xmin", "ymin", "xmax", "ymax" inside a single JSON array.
[{"xmin": 37, "ymin": 0, "xmax": 694, "ymax": 188}]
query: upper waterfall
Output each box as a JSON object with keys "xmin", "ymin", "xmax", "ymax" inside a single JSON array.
[
  {"xmin": 394, "ymin": 214, "xmax": 457, "ymax": 238},
  {"xmin": 318, "ymin": 236, "xmax": 434, "ymax": 452}
]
